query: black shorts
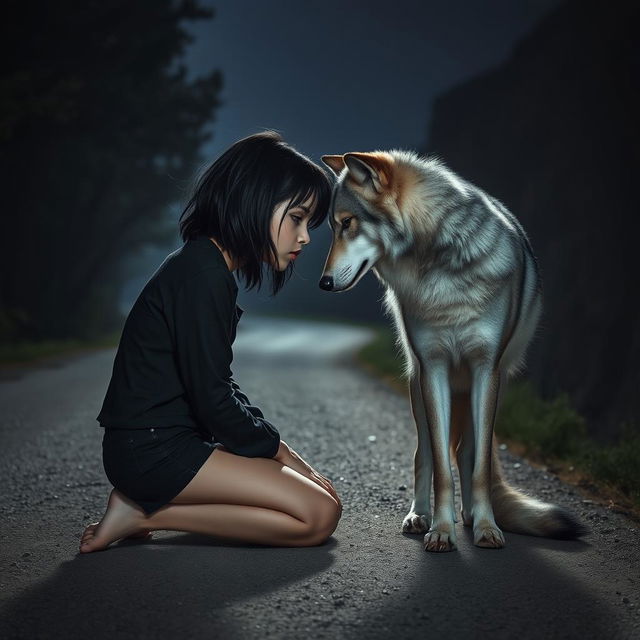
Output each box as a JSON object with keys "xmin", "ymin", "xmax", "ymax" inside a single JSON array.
[{"xmin": 102, "ymin": 425, "xmax": 220, "ymax": 515}]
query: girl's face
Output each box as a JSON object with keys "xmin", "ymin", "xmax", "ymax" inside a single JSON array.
[{"xmin": 268, "ymin": 193, "xmax": 315, "ymax": 271}]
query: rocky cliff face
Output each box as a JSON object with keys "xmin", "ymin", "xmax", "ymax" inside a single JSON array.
[{"xmin": 425, "ymin": 0, "xmax": 639, "ymax": 440}]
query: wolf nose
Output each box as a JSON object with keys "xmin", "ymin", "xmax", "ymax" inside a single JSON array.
[{"xmin": 319, "ymin": 275, "xmax": 334, "ymax": 291}]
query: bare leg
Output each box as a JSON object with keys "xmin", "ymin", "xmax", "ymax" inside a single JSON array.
[{"xmin": 80, "ymin": 449, "xmax": 341, "ymax": 553}]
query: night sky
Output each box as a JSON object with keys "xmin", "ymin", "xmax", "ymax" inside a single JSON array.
[
  {"xmin": 123, "ymin": 0, "xmax": 562, "ymax": 318},
  {"xmin": 184, "ymin": 0, "xmax": 561, "ymax": 159}
]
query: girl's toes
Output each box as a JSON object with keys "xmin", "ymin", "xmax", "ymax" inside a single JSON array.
[
  {"xmin": 79, "ymin": 535, "xmax": 94, "ymax": 550},
  {"xmin": 79, "ymin": 540, "xmax": 99, "ymax": 553},
  {"xmin": 80, "ymin": 524, "xmax": 98, "ymax": 542},
  {"xmin": 79, "ymin": 532, "xmax": 108, "ymax": 553}
]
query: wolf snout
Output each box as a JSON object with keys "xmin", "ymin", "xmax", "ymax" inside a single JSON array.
[{"xmin": 319, "ymin": 275, "xmax": 334, "ymax": 291}]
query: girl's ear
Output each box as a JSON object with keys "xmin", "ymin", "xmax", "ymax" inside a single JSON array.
[{"xmin": 321, "ymin": 155, "xmax": 346, "ymax": 176}]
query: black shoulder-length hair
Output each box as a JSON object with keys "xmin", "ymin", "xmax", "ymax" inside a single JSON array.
[{"xmin": 179, "ymin": 131, "xmax": 332, "ymax": 295}]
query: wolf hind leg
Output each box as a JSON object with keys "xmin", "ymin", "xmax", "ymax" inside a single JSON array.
[
  {"xmin": 451, "ymin": 391, "xmax": 474, "ymax": 527},
  {"xmin": 402, "ymin": 368, "xmax": 433, "ymax": 534},
  {"xmin": 470, "ymin": 364, "xmax": 506, "ymax": 548}
]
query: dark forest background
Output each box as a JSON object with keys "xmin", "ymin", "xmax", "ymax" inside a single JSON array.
[
  {"xmin": 1, "ymin": 0, "xmax": 638, "ymax": 444},
  {"xmin": 1, "ymin": 0, "xmax": 221, "ymax": 341}
]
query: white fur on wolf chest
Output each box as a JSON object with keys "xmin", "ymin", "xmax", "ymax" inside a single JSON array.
[
  {"xmin": 378, "ymin": 261, "xmax": 502, "ymax": 327},
  {"xmin": 383, "ymin": 278, "xmax": 516, "ymax": 389}
]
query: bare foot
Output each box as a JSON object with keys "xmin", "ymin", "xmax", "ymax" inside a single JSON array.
[
  {"xmin": 79, "ymin": 489, "xmax": 150, "ymax": 553},
  {"xmin": 81, "ymin": 524, "xmax": 153, "ymax": 541}
]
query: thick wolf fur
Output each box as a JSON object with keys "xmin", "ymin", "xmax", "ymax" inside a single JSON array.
[{"xmin": 319, "ymin": 150, "xmax": 586, "ymax": 551}]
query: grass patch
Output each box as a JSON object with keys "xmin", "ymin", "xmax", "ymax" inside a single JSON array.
[
  {"xmin": 0, "ymin": 331, "xmax": 121, "ymax": 365},
  {"xmin": 579, "ymin": 425, "xmax": 640, "ymax": 507},
  {"xmin": 358, "ymin": 326, "xmax": 640, "ymax": 511},
  {"xmin": 495, "ymin": 381, "xmax": 588, "ymax": 459}
]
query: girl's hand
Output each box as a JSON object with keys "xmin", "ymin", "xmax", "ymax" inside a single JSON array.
[{"xmin": 274, "ymin": 441, "xmax": 342, "ymax": 511}]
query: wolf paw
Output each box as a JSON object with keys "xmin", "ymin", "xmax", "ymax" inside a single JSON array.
[
  {"xmin": 423, "ymin": 529, "xmax": 457, "ymax": 552},
  {"xmin": 474, "ymin": 525, "xmax": 505, "ymax": 548},
  {"xmin": 402, "ymin": 511, "xmax": 431, "ymax": 534}
]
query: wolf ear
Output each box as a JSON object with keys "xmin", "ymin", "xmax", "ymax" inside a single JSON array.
[
  {"xmin": 321, "ymin": 155, "xmax": 346, "ymax": 176},
  {"xmin": 343, "ymin": 153, "xmax": 390, "ymax": 194}
]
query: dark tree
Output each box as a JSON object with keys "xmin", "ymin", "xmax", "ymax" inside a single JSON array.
[{"xmin": 0, "ymin": 0, "xmax": 222, "ymax": 342}]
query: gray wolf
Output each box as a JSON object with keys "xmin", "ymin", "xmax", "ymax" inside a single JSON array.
[{"xmin": 318, "ymin": 150, "xmax": 586, "ymax": 551}]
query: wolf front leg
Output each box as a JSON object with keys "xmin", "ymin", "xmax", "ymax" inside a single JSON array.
[
  {"xmin": 420, "ymin": 359, "xmax": 457, "ymax": 552},
  {"xmin": 402, "ymin": 368, "xmax": 433, "ymax": 534},
  {"xmin": 470, "ymin": 363, "xmax": 506, "ymax": 548}
]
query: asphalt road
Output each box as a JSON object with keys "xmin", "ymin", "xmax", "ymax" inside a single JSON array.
[{"xmin": 0, "ymin": 317, "xmax": 638, "ymax": 639}]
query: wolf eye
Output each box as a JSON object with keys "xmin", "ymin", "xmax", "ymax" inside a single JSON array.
[{"xmin": 341, "ymin": 217, "xmax": 353, "ymax": 230}]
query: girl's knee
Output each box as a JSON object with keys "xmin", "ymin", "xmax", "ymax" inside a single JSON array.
[{"xmin": 303, "ymin": 496, "xmax": 341, "ymax": 546}]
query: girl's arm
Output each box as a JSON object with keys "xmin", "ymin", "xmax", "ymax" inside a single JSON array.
[
  {"xmin": 229, "ymin": 376, "xmax": 264, "ymax": 417},
  {"xmin": 173, "ymin": 267, "xmax": 280, "ymax": 458}
]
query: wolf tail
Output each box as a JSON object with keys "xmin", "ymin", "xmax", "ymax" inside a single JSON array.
[{"xmin": 490, "ymin": 441, "xmax": 588, "ymax": 539}]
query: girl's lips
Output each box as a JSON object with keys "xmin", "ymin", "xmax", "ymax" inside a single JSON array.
[{"xmin": 289, "ymin": 250, "xmax": 301, "ymax": 259}]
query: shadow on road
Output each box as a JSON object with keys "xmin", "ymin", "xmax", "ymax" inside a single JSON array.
[
  {"xmin": 0, "ymin": 526, "xmax": 622, "ymax": 639},
  {"xmin": 0, "ymin": 535, "xmax": 337, "ymax": 639},
  {"xmin": 343, "ymin": 529, "xmax": 619, "ymax": 638}
]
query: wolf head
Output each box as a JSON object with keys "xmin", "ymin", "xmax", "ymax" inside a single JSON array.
[{"xmin": 318, "ymin": 151, "xmax": 424, "ymax": 292}]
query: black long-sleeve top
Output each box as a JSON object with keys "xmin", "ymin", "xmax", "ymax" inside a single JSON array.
[{"xmin": 96, "ymin": 235, "xmax": 281, "ymax": 458}]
